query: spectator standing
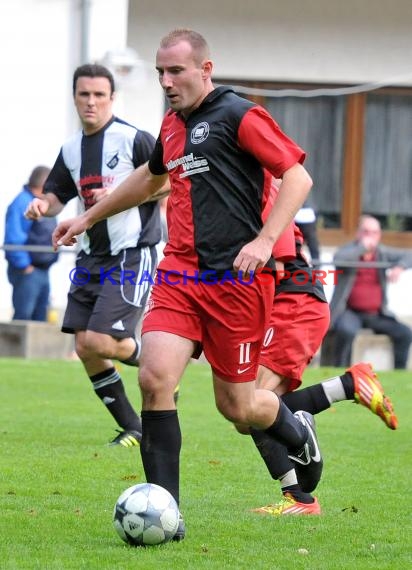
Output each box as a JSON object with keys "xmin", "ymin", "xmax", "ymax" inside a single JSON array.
[{"xmin": 4, "ymin": 165, "xmax": 58, "ymax": 321}]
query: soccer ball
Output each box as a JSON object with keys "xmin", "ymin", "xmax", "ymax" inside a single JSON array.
[{"xmin": 113, "ymin": 483, "xmax": 180, "ymax": 546}]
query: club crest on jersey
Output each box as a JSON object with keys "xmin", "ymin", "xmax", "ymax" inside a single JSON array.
[
  {"xmin": 191, "ymin": 122, "xmax": 209, "ymax": 144},
  {"xmin": 106, "ymin": 152, "xmax": 119, "ymax": 169}
]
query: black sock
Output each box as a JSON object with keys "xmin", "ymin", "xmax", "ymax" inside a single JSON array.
[
  {"xmin": 282, "ymin": 384, "xmax": 330, "ymax": 415},
  {"xmin": 340, "ymin": 372, "xmax": 355, "ymax": 399},
  {"xmin": 250, "ymin": 430, "xmax": 313, "ymax": 503},
  {"xmin": 282, "ymin": 484, "xmax": 314, "ymax": 504},
  {"xmin": 140, "ymin": 410, "xmax": 181, "ymax": 505},
  {"xmin": 120, "ymin": 339, "xmax": 141, "ymax": 367},
  {"xmin": 90, "ymin": 367, "xmax": 141, "ymax": 432},
  {"xmin": 250, "ymin": 428, "xmax": 295, "ymax": 480},
  {"xmin": 264, "ymin": 400, "xmax": 307, "ymax": 449}
]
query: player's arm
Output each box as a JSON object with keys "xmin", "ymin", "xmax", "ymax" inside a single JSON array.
[
  {"xmin": 132, "ymin": 129, "xmax": 170, "ymax": 204},
  {"xmin": 25, "ymin": 193, "xmax": 65, "ymax": 219},
  {"xmin": 26, "ymin": 150, "xmax": 77, "ymax": 220},
  {"xmin": 234, "ymin": 106, "xmax": 312, "ymax": 273},
  {"xmin": 146, "ymin": 184, "xmax": 171, "ymax": 202},
  {"xmin": 53, "ymin": 162, "xmax": 167, "ymax": 247},
  {"xmin": 263, "ymin": 178, "xmax": 296, "ymax": 262},
  {"xmin": 89, "ymin": 180, "xmax": 169, "ymax": 204},
  {"xmin": 260, "ymin": 163, "xmax": 312, "ymax": 245},
  {"xmin": 234, "ymin": 163, "xmax": 312, "ymax": 274}
]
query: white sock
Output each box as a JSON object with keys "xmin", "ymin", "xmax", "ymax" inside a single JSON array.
[
  {"xmin": 322, "ymin": 376, "xmax": 347, "ymax": 404},
  {"xmin": 279, "ymin": 469, "xmax": 298, "ymax": 488}
]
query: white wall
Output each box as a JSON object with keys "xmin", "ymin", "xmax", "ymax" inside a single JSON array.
[
  {"xmin": 0, "ymin": 0, "xmax": 146, "ymax": 319},
  {"xmin": 128, "ymin": 0, "xmax": 412, "ymax": 85},
  {"xmin": 0, "ymin": 0, "xmax": 72, "ymax": 318}
]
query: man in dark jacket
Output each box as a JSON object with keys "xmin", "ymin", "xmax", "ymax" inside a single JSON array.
[
  {"xmin": 329, "ymin": 215, "xmax": 412, "ymax": 368},
  {"xmin": 4, "ymin": 165, "xmax": 58, "ymax": 321}
]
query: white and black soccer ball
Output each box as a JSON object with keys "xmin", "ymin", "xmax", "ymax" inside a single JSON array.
[{"xmin": 113, "ymin": 483, "xmax": 180, "ymax": 546}]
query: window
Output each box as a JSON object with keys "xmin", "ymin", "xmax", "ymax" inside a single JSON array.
[
  {"xmin": 265, "ymin": 95, "xmax": 345, "ymax": 229},
  {"xmin": 219, "ymin": 79, "xmax": 412, "ymax": 247},
  {"xmin": 363, "ymin": 93, "xmax": 412, "ymax": 232}
]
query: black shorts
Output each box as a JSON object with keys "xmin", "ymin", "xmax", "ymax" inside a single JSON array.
[{"xmin": 62, "ymin": 246, "xmax": 157, "ymax": 339}]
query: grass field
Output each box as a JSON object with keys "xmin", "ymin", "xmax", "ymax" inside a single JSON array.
[{"xmin": 0, "ymin": 358, "xmax": 411, "ymax": 569}]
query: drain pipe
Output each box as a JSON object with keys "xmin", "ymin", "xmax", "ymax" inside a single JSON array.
[{"xmin": 79, "ymin": 0, "xmax": 91, "ymax": 63}]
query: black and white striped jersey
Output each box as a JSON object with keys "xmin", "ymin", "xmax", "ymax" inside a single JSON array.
[{"xmin": 44, "ymin": 116, "xmax": 161, "ymax": 256}]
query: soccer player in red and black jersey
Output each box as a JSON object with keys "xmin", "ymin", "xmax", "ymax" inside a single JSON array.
[
  {"xmin": 53, "ymin": 29, "xmax": 321, "ymax": 539},
  {"xmin": 246, "ymin": 222, "xmax": 397, "ymax": 515},
  {"xmin": 230, "ymin": 182, "xmax": 397, "ymax": 514}
]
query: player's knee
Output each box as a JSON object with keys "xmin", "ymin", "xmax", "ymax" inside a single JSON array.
[
  {"xmin": 216, "ymin": 400, "xmax": 251, "ymax": 424},
  {"xmin": 138, "ymin": 365, "xmax": 161, "ymax": 393},
  {"xmin": 76, "ymin": 331, "xmax": 115, "ymax": 360},
  {"xmin": 138, "ymin": 364, "xmax": 178, "ymax": 405},
  {"xmin": 74, "ymin": 335, "xmax": 89, "ymax": 361}
]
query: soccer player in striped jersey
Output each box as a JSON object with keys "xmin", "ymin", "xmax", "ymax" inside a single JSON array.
[{"xmin": 25, "ymin": 64, "xmax": 162, "ymax": 447}]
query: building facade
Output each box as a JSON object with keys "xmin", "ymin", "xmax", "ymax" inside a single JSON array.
[{"xmin": 1, "ymin": 0, "xmax": 411, "ymax": 319}]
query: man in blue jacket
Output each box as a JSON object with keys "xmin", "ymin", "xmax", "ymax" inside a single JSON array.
[{"xmin": 4, "ymin": 165, "xmax": 58, "ymax": 321}]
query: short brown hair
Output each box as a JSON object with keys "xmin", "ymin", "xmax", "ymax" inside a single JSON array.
[
  {"xmin": 159, "ymin": 29, "xmax": 210, "ymax": 65},
  {"xmin": 28, "ymin": 165, "xmax": 50, "ymax": 188}
]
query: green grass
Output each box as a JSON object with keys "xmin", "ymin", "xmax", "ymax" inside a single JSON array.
[{"xmin": 0, "ymin": 359, "xmax": 411, "ymax": 569}]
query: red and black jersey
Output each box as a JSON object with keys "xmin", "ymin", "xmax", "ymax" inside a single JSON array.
[
  {"xmin": 148, "ymin": 86, "xmax": 305, "ymax": 275},
  {"xmin": 276, "ymin": 225, "xmax": 327, "ymax": 302}
]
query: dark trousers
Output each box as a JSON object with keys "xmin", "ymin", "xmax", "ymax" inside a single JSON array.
[
  {"xmin": 7, "ymin": 265, "xmax": 50, "ymax": 321},
  {"xmin": 332, "ymin": 309, "xmax": 412, "ymax": 369}
]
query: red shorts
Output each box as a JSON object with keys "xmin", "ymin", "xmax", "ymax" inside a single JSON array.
[
  {"xmin": 142, "ymin": 271, "xmax": 274, "ymax": 382},
  {"xmin": 259, "ymin": 292, "xmax": 330, "ymax": 391}
]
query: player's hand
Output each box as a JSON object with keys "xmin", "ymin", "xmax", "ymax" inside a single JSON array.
[
  {"xmin": 24, "ymin": 198, "xmax": 50, "ymax": 220},
  {"xmin": 52, "ymin": 216, "xmax": 89, "ymax": 249},
  {"xmin": 233, "ymin": 236, "xmax": 273, "ymax": 277}
]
